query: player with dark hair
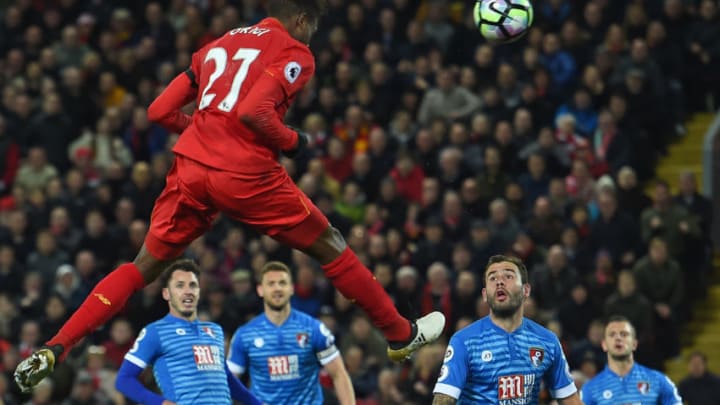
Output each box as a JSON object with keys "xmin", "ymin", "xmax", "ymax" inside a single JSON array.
[
  {"xmin": 227, "ymin": 261, "xmax": 354, "ymax": 404},
  {"xmin": 15, "ymin": 0, "xmax": 444, "ymax": 392},
  {"xmin": 580, "ymin": 315, "xmax": 682, "ymax": 405},
  {"xmin": 432, "ymin": 255, "xmax": 581, "ymax": 404},
  {"xmin": 114, "ymin": 260, "xmax": 261, "ymax": 405}
]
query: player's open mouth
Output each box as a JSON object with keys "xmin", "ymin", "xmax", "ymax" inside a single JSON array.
[
  {"xmin": 495, "ymin": 290, "xmax": 507, "ymax": 300},
  {"xmin": 182, "ymin": 297, "xmax": 194, "ymax": 304}
]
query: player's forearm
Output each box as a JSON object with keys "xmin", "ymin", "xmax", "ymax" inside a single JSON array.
[
  {"xmin": 558, "ymin": 392, "xmax": 584, "ymax": 405},
  {"xmin": 235, "ymin": 73, "xmax": 298, "ymax": 151},
  {"xmin": 147, "ymin": 72, "xmax": 197, "ymax": 134},
  {"xmin": 331, "ymin": 371, "xmax": 356, "ymax": 405},
  {"xmin": 115, "ymin": 361, "xmax": 166, "ymax": 405},
  {"xmin": 225, "ymin": 364, "xmax": 262, "ymax": 405},
  {"xmin": 432, "ymin": 393, "xmax": 457, "ymax": 404}
]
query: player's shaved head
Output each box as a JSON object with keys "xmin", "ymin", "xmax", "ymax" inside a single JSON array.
[{"xmin": 266, "ymin": 0, "xmax": 327, "ymax": 21}]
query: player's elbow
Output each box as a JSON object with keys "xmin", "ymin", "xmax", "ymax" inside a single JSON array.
[{"xmin": 147, "ymin": 102, "xmax": 166, "ymax": 123}]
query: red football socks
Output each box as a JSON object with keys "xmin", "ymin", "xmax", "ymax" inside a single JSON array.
[
  {"xmin": 321, "ymin": 248, "xmax": 412, "ymax": 342},
  {"xmin": 47, "ymin": 263, "xmax": 146, "ymax": 361}
]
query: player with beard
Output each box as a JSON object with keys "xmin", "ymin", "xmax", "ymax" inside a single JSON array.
[
  {"xmin": 227, "ymin": 261, "xmax": 355, "ymax": 404},
  {"xmin": 114, "ymin": 260, "xmax": 261, "ymax": 405},
  {"xmin": 432, "ymin": 255, "xmax": 582, "ymax": 405},
  {"xmin": 580, "ymin": 316, "xmax": 682, "ymax": 404}
]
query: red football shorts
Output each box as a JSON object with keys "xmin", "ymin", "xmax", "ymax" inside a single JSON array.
[{"xmin": 145, "ymin": 155, "xmax": 329, "ymax": 260}]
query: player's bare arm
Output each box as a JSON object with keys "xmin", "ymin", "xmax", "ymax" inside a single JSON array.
[
  {"xmin": 323, "ymin": 356, "xmax": 355, "ymax": 405},
  {"xmin": 432, "ymin": 393, "xmax": 457, "ymax": 404},
  {"xmin": 559, "ymin": 392, "xmax": 584, "ymax": 405}
]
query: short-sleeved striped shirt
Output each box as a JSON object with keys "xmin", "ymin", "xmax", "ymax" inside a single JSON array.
[
  {"xmin": 227, "ymin": 309, "xmax": 339, "ymax": 405},
  {"xmin": 433, "ymin": 316, "xmax": 577, "ymax": 404},
  {"xmin": 124, "ymin": 314, "xmax": 229, "ymax": 404},
  {"xmin": 581, "ymin": 363, "xmax": 683, "ymax": 405}
]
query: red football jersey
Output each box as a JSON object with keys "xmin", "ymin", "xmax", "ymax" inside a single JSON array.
[{"xmin": 172, "ymin": 18, "xmax": 315, "ymax": 174}]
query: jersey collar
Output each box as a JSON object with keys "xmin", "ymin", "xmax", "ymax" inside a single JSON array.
[
  {"xmin": 484, "ymin": 315, "xmax": 527, "ymax": 335},
  {"xmin": 163, "ymin": 313, "xmax": 200, "ymax": 325},
  {"xmin": 605, "ymin": 362, "xmax": 638, "ymax": 378},
  {"xmin": 261, "ymin": 308, "xmax": 294, "ymax": 328},
  {"xmin": 258, "ymin": 17, "xmax": 288, "ymax": 34}
]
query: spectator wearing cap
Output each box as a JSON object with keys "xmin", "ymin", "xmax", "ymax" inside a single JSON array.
[
  {"xmin": 54, "ymin": 264, "xmax": 86, "ymax": 311},
  {"xmin": 394, "ymin": 266, "xmax": 422, "ymax": 321}
]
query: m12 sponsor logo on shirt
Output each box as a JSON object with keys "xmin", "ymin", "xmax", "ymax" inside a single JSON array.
[
  {"xmin": 498, "ymin": 374, "xmax": 536, "ymax": 405},
  {"xmin": 193, "ymin": 345, "xmax": 223, "ymax": 371},
  {"xmin": 267, "ymin": 355, "xmax": 300, "ymax": 381}
]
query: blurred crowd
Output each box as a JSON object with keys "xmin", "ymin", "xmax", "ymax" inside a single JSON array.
[{"xmin": 0, "ymin": 0, "xmax": 718, "ymax": 404}]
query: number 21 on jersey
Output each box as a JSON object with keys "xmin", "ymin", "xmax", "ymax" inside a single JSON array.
[{"xmin": 198, "ymin": 47, "xmax": 260, "ymax": 112}]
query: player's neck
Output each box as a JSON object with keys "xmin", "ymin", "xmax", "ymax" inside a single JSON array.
[
  {"xmin": 609, "ymin": 357, "xmax": 634, "ymax": 376},
  {"xmin": 489, "ymin": 311, "xmax": 523, "ymax": 333},
  {"xmin": 265, "ymin": 305, "xmax": 291, "ymax": 326}
]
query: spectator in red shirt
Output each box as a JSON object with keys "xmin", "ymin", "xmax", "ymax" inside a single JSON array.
[{"xmin": 390, "ymin": 152, "xmax": 424, "ymax": 203}]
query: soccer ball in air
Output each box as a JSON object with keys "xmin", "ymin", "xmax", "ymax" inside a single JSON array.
[{"xmin": 473, "ymin": 0, "xmax": 534, "ymax": 44}]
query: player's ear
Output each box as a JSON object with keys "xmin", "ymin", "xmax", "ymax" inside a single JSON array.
[
  {"xmin": 161, "ymin": 287, "xmax": 169, "ymax": 301},
  {"xmin": 481, "ymin": 287, "xmax": 488, "ymax": 302},
  {"xmin": 601, "ymin": 338, "xmax": 608, "ymax": 353},
  {"xmin": 523, "ymin": 283, "xmax": 531, "ymax": 298},
  {"xmin": 632, "ymin": 337, "xmax": 638, "ymax": 351},
  {"xmin": 256, "ymin": 283, "xmax": 263, "ymax": 298}
]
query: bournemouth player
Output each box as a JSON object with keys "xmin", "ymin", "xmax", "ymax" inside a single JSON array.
[
  {"xmin": 114, "ymin": 260, "xmax": 261, "ymax": 405},
  {"xmin": 227, "ymin": 261, "xmax": 354, "ymax": 404},
  {"xmin": 15, "ymin": 0, "xmax": 444, "ymax": 392},
  {"xmin": 580, "ymin": 316, "xmax": 682, "ymax": 405},
  {"xmin": 432, "ymin": 255, "xmax": 581, "ymax": 404}
]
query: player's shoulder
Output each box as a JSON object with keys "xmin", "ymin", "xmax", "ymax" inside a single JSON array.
[
  {"xmin": 584, "ymin": 367, "xmax": 614, "ymax": 390},
  {"xmin": 239, "ymin": 313, "xmax": 267, "ymax": 331},
  {"xmin": 634, "ymin": 363, "xmax": 671, "ymax": 382},
  {"xmin": 289, "ymin": 308, "xmax": 319, "ymax": 325},
  {"xmin": 522, "ymin": 318, "xmax": 559, "ymax": 341},
  {"xmin": 450, "ymin": 317, "xmax": 498, "ymax": 345}
]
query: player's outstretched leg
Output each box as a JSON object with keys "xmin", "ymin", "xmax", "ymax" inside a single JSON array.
[
  {"xmin": 299, "ymin": 226, "xmax": 446, "ymax": 362},
  {"xmin": 14, "ymin": 245, "xmax": 175, "ymax": 392}
]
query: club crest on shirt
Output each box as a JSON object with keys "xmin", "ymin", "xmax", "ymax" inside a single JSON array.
[
  {"xmin": 296, "ymin": 332, "xmax": 309, "ymax": 348},
  {"xmin": 529, "ymin": 347, "xmax": 544, "ymax": 367},
  {"xmin": 637, "ymin": 381, "xmax": 650, "ymax": 394},
  {"xmin": 202, "ymin": 326, "xmax": 215, "ymax": 338},
  {"xmin": 284, "ymin": 61, "xmax": 301, "ymax": 84}
]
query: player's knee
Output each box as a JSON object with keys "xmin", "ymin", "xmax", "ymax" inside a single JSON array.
[{"xmin": 323, "ymin": 226, "xmax": 347, "ymax": 253}]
